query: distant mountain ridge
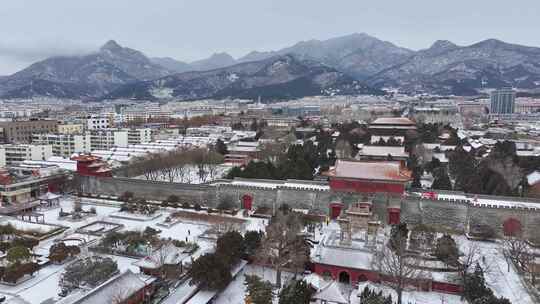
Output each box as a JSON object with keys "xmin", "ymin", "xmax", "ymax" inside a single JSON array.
[
  {"xmin": 104, "ymin": 54, "xmax": 383, "ymax": 101},
  {"xmin": 3, "ymin": 34, "xmax": 540, "ymax": 99},
  {"xmin": 0, "ymin": 40, "xmax": 171, "ymax": 99},
  {"xmin": 152, "ymin": 33, "xmax": 414, "ymax": 79},
  {"xmin": 367, "ymin": 38, "xmax": 540, "ymax": 95}
]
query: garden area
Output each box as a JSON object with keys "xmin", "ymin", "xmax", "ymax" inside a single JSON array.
[
  {"xmin": 76, "ymin": 221, "xmax": 124, "ymax": 236},
  {"xmin": 91, "ymin": 226, "xmax": 166, "ymax": 257},
  {"xmin": 59, "ymin": 256, "xmax": 119, "ymax": 296},
  {"xmin": 48, "ymin": 242, "xmax": 81, "ymax": 264},
  {"xmin": 0, "ymin": 245, "xmax": 39, "ymax": 285},
  {"xmin": 112, "ymin": 193, "xmax": 162, "ymax": 221},
  {"xmin": 0, "ymin": 219, "xmax": 66, "ymax": 240}
]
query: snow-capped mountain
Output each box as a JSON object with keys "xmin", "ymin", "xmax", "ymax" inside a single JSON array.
[
  {"xmin": 367, "ymin": 39, "xmax": 540, "ymax": 95},
  {"xmin": 0, "ymin": 40, "xmax": 171, "ymax": 99},
  {"xmin": 238, "ymin": 33, "xmax": 415, "ymax": 80},
  {"xmin": 102, "ymin": 54, "xmax": 383, "ymax": 100},
  {"xmin": 4, "ymin": 34, "xmax": 540, "ymax": 99},
  {"xmin": 151, "ymin": 33, "xmax": 414, "ymax": 81}
]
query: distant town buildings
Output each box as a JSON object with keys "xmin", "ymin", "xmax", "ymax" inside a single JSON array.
[
  {"xmin": 0, "ymin": 119, "xmax": 58, "ymax": 143},
  {"xmin": 86, "ymin": 115, "xmax": 113, "ymax": 130}
]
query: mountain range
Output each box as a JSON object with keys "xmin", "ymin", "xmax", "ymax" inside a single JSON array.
[
  {"xmin": 104, "ymin": 54, "xmax": 382, "ymax": 100},
  {"xmin": 2, "ymin": 33, "xmax": 540, "ymax": 100}
]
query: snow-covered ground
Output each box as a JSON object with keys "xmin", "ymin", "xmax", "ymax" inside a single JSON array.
[
  {"xmin": 135, "ymin": 165, "xmax": 230, "ymax": 184},
  {"xmin": 214, "ymin": 265, "xmax": 296, "ymax": 304},
  {"xmin": 0, "ymin": 196, "xmax": 266, "ymax": 304},
  {"xmin": 350, "ymin": 282, "xmax": 467, "ymax": 304},
  {"xmin": 456, "ymin": 236, "xmax": 536, "ymax": 304}
]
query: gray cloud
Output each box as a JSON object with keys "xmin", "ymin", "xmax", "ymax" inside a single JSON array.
[
  {"xmin": 0, "ymin": 0, "xmax": 539, "ymax": 74},
  {"xmin": 0, "ymin": 43, "xmax": 92, "ymax": 62}
]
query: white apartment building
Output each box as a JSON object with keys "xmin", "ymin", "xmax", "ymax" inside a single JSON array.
[
  {"xmin": 89, "ymin": 128, "xmax": 152, "ymax": 150},
  {"xmin": 32, "ymin": 128, "xmax": 151, "ymax": 157},
  {"xmin": 0, "ymin": 148, "xmax": 5, "ymax": 167},
  {"xmin": 86, "ymin": 115, "xmax": 113, "ymax": 130},
  {"xmin": 32, "ymin": 133, "xmax": 92, "ymax": 158},
  {"xmin": 57, "ymin": 123, "xmax": 84, "ymax": 134},
  {"xmin": 0, "ymin": 144, "xmax": 53, "ymax": 165},
  {"xmin": 122, "ymin": 104, "xmax": 171, "ymax": 122}
]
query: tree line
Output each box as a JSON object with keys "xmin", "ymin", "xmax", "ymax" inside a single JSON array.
[{"xmin": 117, "ymin": 148, "xmax": 224, "ymax": 183}]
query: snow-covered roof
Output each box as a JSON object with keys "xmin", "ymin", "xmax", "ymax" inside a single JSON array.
[
  {"xmin": 312, "ymin": 280, "xmax": 348, "ymax": 304},
  {"xmin": 326, "ymin": 160, "xmax": 411, "ymax": 182},
  {"xmin": 312, "ymin": 236, "xmax": 373, "ymax": 270},
  {"xmin": 370, "ymin": 117, "xmax": 415, "ymax": 126},
  {"xmin": 220, "ymin": 179, "xmax": 330, "ymax": 191},
  {"xmin": 527, "ymin": 171, "xmax": 540, "ymax": 186},
  {"xmin": 422, "ymin": 143, "xmax": 456, "ymax": 151},
  {"xmin": 432, "ymin": 153, "xmax": 448, "ymax": 163},
  {"xmin": 420, "ymin": 192, "xmax": 540, "ymax": 210},
  {"xmin": 303, "ymin": 273, "xmax": 327, "ymax": 290},
  {"xmin": 358, "ymin": 145, "xmax": 408, "ymax": 158},
  {"xmin": 39, "ymin": 191, "xmax": 61, "ymax": 200},
  {"xmin": 66, "ymin": 270, "xmax": 151, "ymax": 304}
]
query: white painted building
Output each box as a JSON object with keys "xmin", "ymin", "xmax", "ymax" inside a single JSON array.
[
  {"xmin": 86, "ymin": 115, "xmax": 113, "ymax": 130},
  {"xmin": 0, "ymin": 144, "xmax": 53, "ymax": 165},
  {"xmin": 32, "ymin": 128, "xmax": 151, "ymax": 157},
  {"xmin": 32, "ymin": 133, "xmax": 92, "ymax": 158}
]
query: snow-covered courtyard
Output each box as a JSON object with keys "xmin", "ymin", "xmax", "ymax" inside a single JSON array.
[{"xmin": 0, "ymin": 195, "xmax": 266, "ymax": 304}]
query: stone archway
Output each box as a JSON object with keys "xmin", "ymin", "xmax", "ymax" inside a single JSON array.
[
  {"xmin": 503, "ymin": 218, "xmax": 522, "ymax": 237},
  {"xmin": 338, "ymin": 271, "xmax": 350, "ymax": 284}
]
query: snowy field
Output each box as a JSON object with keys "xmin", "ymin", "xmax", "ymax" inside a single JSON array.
[
  {"xmin": 456, "ymin": 236, "xmax": 536, "ymax": 304},
  {"xmin": 214, "ymin": 265, "xmax": 296, "ymax": 304},
  {"xmin": 0, "ymin": 195, "xmax": 266, "ymax": 304},
  {"xmin": 135, "ymin": 164, "xmax": 230, "ymax": 184}
]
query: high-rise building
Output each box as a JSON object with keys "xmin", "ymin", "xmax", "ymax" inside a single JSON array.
[{"xmin": 490, "ymin": 88, "xmax": 516, "ymax": 114}]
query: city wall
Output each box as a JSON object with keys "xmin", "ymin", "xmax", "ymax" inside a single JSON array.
[{"xmin": 78, "ymin": 176, "xmax": 540, "ymax": 237}]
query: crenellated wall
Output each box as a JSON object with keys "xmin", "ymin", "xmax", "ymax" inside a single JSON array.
[{"xmin": 77, "ymin": 175, "xmax": 540, "ymax": 238}]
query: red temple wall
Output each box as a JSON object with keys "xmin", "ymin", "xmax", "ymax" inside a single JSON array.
[
  {"xmin": 313, "ymin": 263, "xmax": 462, "ymax": 294},
  {"xmin": 329, "ymin": 179, "xmax": 405, "ymax": 194}
]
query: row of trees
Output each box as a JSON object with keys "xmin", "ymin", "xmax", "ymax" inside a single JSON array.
[
  {"xmin": 420, "ymin": 140, "xmax": 534, "ymax": 196},
  {"xmin": 227, "ymin": 140, "xmax": 335, "ymax": 180},
  {"xmin": 445, "ymin": 142, "xmax": 523, "ymax": 196},
  {"xmin": 118, "ymin": 148, "xmax": 224, "ymax": 183}
]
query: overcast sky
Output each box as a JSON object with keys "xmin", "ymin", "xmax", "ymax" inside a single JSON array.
[{"xmin": 1, "ymin": 0, "xmax": 539, "ymax": 74}]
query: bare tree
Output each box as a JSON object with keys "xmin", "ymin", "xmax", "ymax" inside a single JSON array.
[
  {"xmin": 256, "ymin": 212, "xmax": 307, "ymax": 287},
  {"xmin": 335, "ymin": 139, "xmax": 353, "ymax": 159},
  {"xmin": 456, "ymin": 240, "xmax": 496, "ymax": 299},
  {"xmin": 206, "ymin": 151, "xmax": 224, "ymax": 181},
  {"xmin": 503, "ymin": 235, "xmax": 535, "ymax": 284},
  {"xmin": 260, "ymin": 142, "xmax": 287, "ymax": 164},
  {"xmin": 488, "ymin": 157, "xmax": 522, "ymax": 191},
  {"xmin": 372, "ymin": 231, "xmax": 426, "ymax": 304}
]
